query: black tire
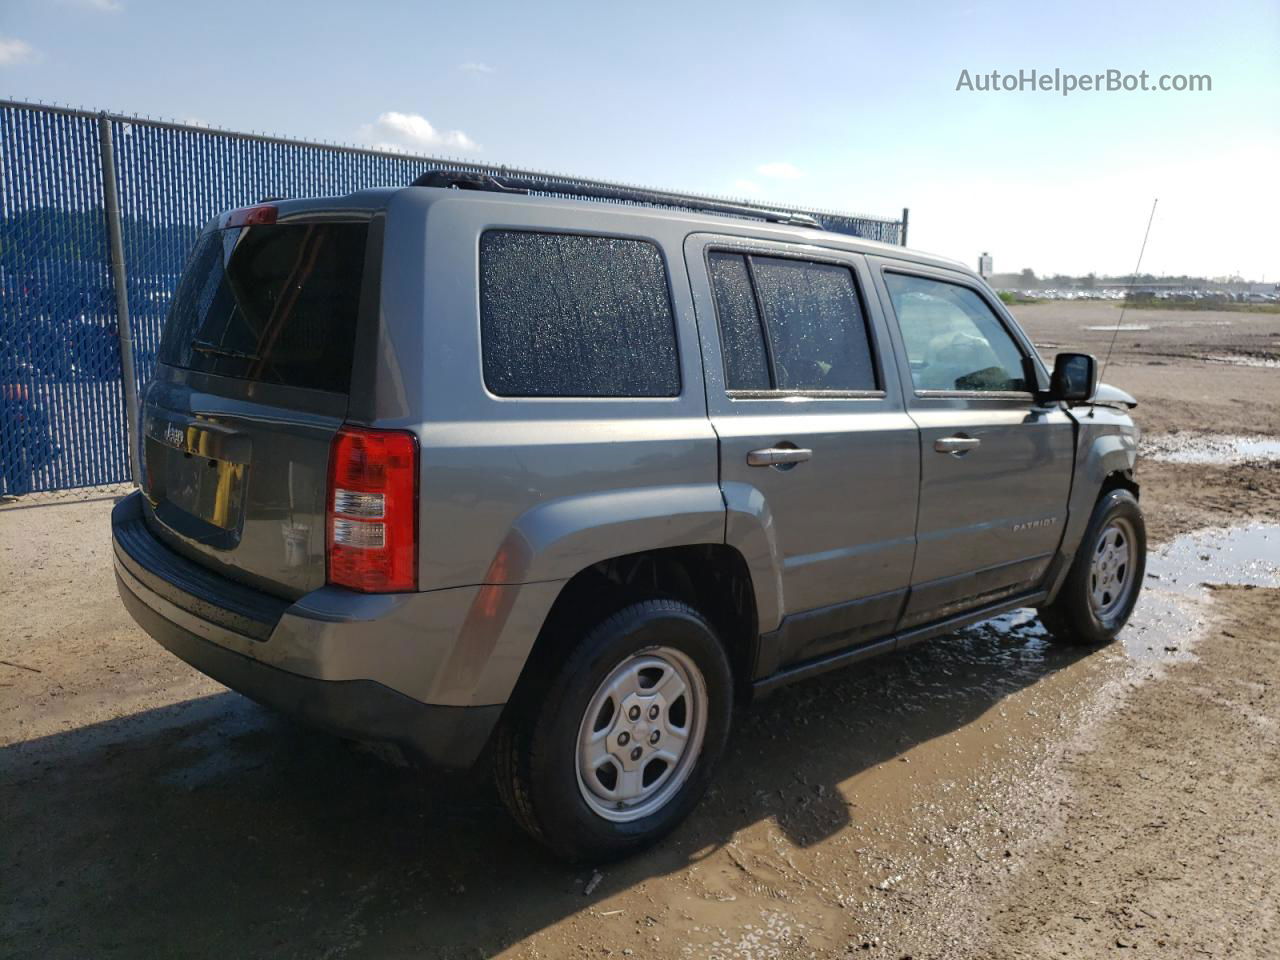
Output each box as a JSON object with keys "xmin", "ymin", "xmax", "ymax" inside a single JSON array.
[
  {"xmin": 493, "ymin": 598, "xmax": 733, "ymax": 862},
  {"xmin": 1038, "ymin": 489, "xmax": 1146, "ymax": 646}
]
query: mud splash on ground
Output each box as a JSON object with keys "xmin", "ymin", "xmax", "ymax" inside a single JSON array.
[
  {"xmin": 3, "ymin": 502, "xmax": 1277, "ymax": 959},
  {"xmin": 1198, "ymin": 351, "xmax": 1280, "ymax": 368},
  {"xmin": 833, "ymin": 521, "xmax": 1280, "ymax": 957},
  {"xmin": 973, "ymin": 586, "xmax": 1280, "ymax": 958},
  {"xmin": 1141, "ymin": 432, "xmax": 1280, "ymax": 465}
]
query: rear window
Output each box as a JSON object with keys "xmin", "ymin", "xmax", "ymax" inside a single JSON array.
[
  {"xmin": 752, "ymin": 257, "xmax": 877, "ymax": 392},
  {"xmin": 708, "ymin": 251, "xmax": 878, "ymax": 393},
  {"xmin": 479, "ymin": 230, "xmax": 680, "ymax": 397},
  {"xmin": 158, "ymin": 222, "xmax": 368, "ymax": 393}
]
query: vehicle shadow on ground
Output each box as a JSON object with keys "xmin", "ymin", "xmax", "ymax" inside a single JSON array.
[{"xmin": 0, "ymin": 615, "xmax": 1091, "ymax": 959}]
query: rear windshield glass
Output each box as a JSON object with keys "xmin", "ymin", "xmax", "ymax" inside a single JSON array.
[{"xmin": 158, "ymin": 222, "xmax": 368, "ymax": 393}]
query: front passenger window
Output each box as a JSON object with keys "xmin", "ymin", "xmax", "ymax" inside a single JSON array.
[{"xmin": 884, "ymin": 273, "xmax": 1029, "ymax": 393}]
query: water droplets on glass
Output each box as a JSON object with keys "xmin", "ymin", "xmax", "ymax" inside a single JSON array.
[{"xmin": 480, "ymin": 231, "xmax": 680, "ymax": 398}]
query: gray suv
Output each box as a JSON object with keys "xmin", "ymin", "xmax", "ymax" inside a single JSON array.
[{"xmin": 112, "ymin": 173, "xmax": 1145, "ymax": 861}]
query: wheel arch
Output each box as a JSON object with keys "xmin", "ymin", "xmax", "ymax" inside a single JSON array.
[
  {"xmin": 500, "ymin": 544, "xmax": 762, "ymax": 721},
  {"xmin": 1100, "ymin": 468, "xmax": 1139, "ymax": 500}
]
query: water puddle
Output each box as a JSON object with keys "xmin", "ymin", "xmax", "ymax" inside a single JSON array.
[
  {"xmin": 1121, "ymin": 523, "xmax": 1280, "ymax": 664},
  {"xmin": 952, "ymin": 523, "xmax": 1280, "ymax": 669},
  {"xmin": 1141, "ymin": 432, "xmax": 1280, "ymax": 465},
  {"xmin": 1084, "ymin": 324, "xmax": 1150, "ymax": 331},
  {"xmin": 1145, "ymin": 523, "xmax": 1280, "ymax": 595},
  {"xmin": 1198, "ymin": 352, "xmax": 1280, "ymax": 369},
  {"xmin": 719, "ymin": 524, "xmax": 1278, "ymax": 956}
]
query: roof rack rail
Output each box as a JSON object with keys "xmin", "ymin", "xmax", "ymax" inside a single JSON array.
[{"xmin": 410, "ymin": 170, "xmax": 822, "ymax": 229}]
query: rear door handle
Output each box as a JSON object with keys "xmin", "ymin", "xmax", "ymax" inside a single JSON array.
[
  {"xmin": 934, "ymin": 436, "xmax": 981, "ymax": 454},
  {"xmin": 747, "ymin": 446, "xmax": 813, "ymax": 467}
]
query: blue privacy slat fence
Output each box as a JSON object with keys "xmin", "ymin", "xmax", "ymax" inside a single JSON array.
[{"xmin": 0, "ymin": 99, "xmax": 907, "ymax": 494}]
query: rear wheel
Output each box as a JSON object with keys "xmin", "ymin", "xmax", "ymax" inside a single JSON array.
[
  {"xmin": 1038, "ymin": 489, "xmax": 1146, "ymax": 646},
  {"xmin": 494, "ymin": 599, "xmax": 733, "ymax": 862}
]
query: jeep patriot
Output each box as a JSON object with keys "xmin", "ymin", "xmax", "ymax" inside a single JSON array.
[{"xmin": 112, "ymin": 172, "xmax": 1145, "ymax": 860}]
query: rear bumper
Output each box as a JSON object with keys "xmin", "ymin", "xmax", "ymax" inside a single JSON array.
[{"xmin": 111, "ymin": 492, "xmax": 502, "ymax": 768}]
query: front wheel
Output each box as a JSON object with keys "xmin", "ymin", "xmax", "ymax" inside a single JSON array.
[
  {"xmin": 1038, "ymin": 488, "xmax": 1146, "ymax": 646},
  {"xmin": 494, "ymin": 599, "xmax": 733, "ymax": 862}
]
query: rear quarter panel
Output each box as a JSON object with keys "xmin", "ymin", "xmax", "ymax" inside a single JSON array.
[{"xmin": 373, "ymin": 190, "xmax": 723, "ymax": 591}]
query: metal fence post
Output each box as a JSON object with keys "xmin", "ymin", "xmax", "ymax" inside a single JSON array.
[
  {"xmin": 98, "ymin": 113, "xmax": 142, "ymax": 487},
  {"xmin": 901, "ymin": 207, "xmax": 910, "ymax": 247}
]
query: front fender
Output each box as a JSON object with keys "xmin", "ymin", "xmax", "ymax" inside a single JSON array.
[{"xmin": 1049, "ymin": 409, "xmax": 1140, "ymax": 599}]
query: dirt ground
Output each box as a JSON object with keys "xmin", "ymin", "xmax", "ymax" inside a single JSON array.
[{"xmin": 1, "ymin": 300, "xmax": 1277, "ymax": 959}]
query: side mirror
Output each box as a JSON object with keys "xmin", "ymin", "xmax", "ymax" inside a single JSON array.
[{"xmin": 1049, "ymin": 352, "xmax": 1097, "ymax": 403}]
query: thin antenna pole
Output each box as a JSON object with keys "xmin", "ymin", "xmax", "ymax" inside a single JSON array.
[{"xmin": 1098, "ymin": 198, "xmax": 1159, "ymax": 385}]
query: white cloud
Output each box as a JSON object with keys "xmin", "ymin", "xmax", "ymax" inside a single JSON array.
[
  {"xmin": 360, "ymin": 111, "xmax": 479, "ymax": 153},
  {"xmin": 458, "ymin": 61, "xmax": 494, "ymax": 74},
  {"xmin": 0, "ymin": 36, "xmax": 36, "ymax": 66},
  {"xmin": 733, "ymin": 179, "xmax": 762, "ymax": 196},
  {"xmin": 756, "ymin": 161, "xmax": 804, "ymax": 180},
  {"xmin": 68, "ymin": 0, "xmax": 124, "ymax": 10}
]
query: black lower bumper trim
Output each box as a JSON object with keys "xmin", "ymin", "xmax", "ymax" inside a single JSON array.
[
  {"xmin": 111, "ymin": 493, "xmax": 289, "ymax": 640},
  {"xmin": 116, "ymin": 573, "xmax": 501, "ymax": 769}
]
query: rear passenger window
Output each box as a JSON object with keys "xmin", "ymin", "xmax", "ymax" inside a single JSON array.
[
  {"xmin": 752, "ymin": 257, "xmax": 877, "ymax": 391},
  {"xmin": 480, "ymin": 231, "xmax": 680, "ymax": 397},
  {"xmin": 707, "ymin": 252, "xmax": 877, "ymax": 393}
]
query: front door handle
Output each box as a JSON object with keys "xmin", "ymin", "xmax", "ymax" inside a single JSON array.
[
  {"xmin": 747, "ymin": 446, "xmax": 813, "ymax": 467},
  {"xmin": 934, "ymin": 435, "xmax": 981, "ymax": 454}
]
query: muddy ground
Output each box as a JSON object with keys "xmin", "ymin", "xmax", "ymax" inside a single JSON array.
[{"xmin": 1, "ymin": 300, "xmax": 1277, "ymax": 959}]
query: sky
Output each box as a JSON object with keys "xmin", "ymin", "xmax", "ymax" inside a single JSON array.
[{"xmin": 2, "ymin": 0, "xmax": 1277, "ymax": 279}]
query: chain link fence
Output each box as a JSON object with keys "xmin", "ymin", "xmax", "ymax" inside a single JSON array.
[{"xmin": 1, "ymin": 99, "xmax": 908, "ymax": 496}]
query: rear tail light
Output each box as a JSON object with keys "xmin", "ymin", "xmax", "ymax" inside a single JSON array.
[{"xmin": 326, "ymin": 425, "xmax": 418, "ymax": 592}]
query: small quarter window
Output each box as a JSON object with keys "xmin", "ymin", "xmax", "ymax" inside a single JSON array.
[
  {"xmin": 480, "ymin": 231, "xmax": 680, "ymax": 397},
  {"xmin": 883, "ymin": 273, "xmax": 1029, "ymax": 393}
]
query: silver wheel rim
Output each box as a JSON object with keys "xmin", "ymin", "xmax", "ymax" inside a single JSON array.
[
  {"xmin": 1089, "ymin": 518, "xmax": 1137, "ymax": 618},
  {"xmin": 575, "ymin": 646, "xmax": 708, "ymax": 823}
]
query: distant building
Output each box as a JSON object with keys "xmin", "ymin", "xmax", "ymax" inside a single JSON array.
[{"xmin": 978, "ymin": 252, "xmax": 993, "ymax": 279}]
